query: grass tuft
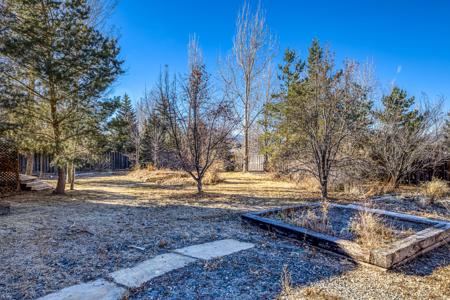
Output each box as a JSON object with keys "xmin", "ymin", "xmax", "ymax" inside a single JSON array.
[
  {"xmin": 349, "ymin": 210, "xmax": 396, "ymax": 249},
  {"xmin": 420, "ymin": 178, "xmax": 449, "ymax": 203}
]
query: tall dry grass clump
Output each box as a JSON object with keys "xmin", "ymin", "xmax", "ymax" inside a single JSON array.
[
  {"xmin": 421, "ymin": 178, "xmax": 449, "ymax": 203},
  {"xmin": 203, "ymin": 162, "xmax": 224, "ymax": 185},
  {"xmin": 350, "ymin": 211, "xmax": 396, "ymax": 249},
  {"xmin": 282, "ymin": 202, "xmax": 333, "ymax": 235}
]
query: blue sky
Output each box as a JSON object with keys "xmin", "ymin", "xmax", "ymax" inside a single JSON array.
[{"xmin": 107, "ymin": 0, "xmax": 450, "ymax": 110}]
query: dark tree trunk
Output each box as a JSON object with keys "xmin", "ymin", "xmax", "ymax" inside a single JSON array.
[
  {"xmin": 55, "ymin": 166, "xmax": 66, "ymax": 194},
  {"xmin": 25, "ymin": 152, "xmax": 34, "ymax": 176},
  {"xmin": 39, "ymin": 153, "xmax": 44, "ymax": 178},
  {"xmin": 320, "ymin": 180, "xmax": 328, "ymax": 199},
  {"xmin": 196, "ymin": 178, "xmax": 203, "ymax": 194}
]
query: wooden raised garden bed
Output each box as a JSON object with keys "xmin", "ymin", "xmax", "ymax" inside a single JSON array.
[{"xmin": 242, "ymin": 203, "xmax": 450, "ymax": 269}]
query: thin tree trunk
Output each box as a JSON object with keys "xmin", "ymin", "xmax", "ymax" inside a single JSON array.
[
  {"xmin": 70, "ymin": 163, "xmax": 75, "ymax": 190},
  {"xmin": 243, "ymin": 126, "xmax": 249, "ymax": 172},
  {"xmin": 66, "ymin": 164, "xmax": 71, "ymax": 184},
  {"xmin": 25, "ymin": 152, "xmax": 34, "ymax": 176}
]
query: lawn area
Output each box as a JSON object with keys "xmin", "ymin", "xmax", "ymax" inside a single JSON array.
[{"xmin": 0, "ymin": 172, "xmax": 449, "ymax": 299}]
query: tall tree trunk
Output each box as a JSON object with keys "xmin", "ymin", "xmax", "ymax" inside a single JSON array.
[
  {"xmin": 25, "ymin": 152, "xmax": 34, "ymax": 176},
  {"xmin": 243, "ymin": 126, "xmax": 249, "ymax": 172},
  {"xmin": 263, "ymin": 153, "xmax": 269, "ymax": 172},
  {"xmin": 320, "ymin": 178, "xmax": 328, "ymax": 199},
  {"xmin": 55, "ymin": 166, "xmax": 66, "ymax": 194},
  {"xmin": 50, "ymin": 85, "xmax": 65, "ymax": 194},
  {"xmin": 70, "ymin": 163, "xmax": 75, "ymax": 190},
  {"xmin": 39, "ymin": 153, "xmax": 44, "ymax": 178},
  {"xmin": 66, "ymin": 164, "xmax": 71, "ymax": 184}
]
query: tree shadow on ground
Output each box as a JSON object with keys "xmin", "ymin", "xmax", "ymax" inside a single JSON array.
[
  {"xmin": 2, "ymin": 176, "xmax": 448, "ymax": 299},
  {"xmin": 0, "ymin": 188, "xmax": 355, "ymax": 300},
  {"xmin": 392, "ymin": 243, "xmax": 450, "ymax": 276}
]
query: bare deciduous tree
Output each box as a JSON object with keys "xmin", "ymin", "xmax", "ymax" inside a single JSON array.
[
  {"xmin": 167, "ymin": 37, "xmax": 236, "ymax": 193},
  {"xmin": 369, "ymin": 90, "xmax": 447, "ymax": 186},
  {"xmin": 221, "ymin": 2, "xmax": 275, "ymax": 172}
]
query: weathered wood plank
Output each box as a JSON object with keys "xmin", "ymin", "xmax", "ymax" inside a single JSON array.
[{"xmin": 242, "ymin": 203, "xmax": 450, "ymax": 269}]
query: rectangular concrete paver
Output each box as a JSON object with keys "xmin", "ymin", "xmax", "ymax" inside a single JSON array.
[
  {"xmin": 110, "ymin": 253, "xmax": 196, "ymax": 288},
  {"xmin": 173, "ymin": 239, "xmax": 255, "ymax": 260},
  {"xmin": 38, "ymin": 279, "xmax": 127, "ymax": 300}
]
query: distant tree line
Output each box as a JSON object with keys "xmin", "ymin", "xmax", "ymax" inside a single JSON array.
[{"xmin": 1, "ymin": 1, "xmax": 448, "ymax": 196}]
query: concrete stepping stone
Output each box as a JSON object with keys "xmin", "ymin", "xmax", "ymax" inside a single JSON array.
[
  {"xmin": 38, "ymin": 279, "xmax": 127, "ymax": 300},
  {"xmin": 173, "ymin": 239, "xmax": 255, "ymax": 260},
  {"xmin": 110, "ymin": 253, "xmax": 196, "ymax": 288}
]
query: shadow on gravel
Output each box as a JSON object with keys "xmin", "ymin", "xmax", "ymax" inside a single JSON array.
[
  {"xmin": 2, "ymin": 176, "xmax": 447, "ymax": 300},
  {"xmin": 392, "ymin": 243, "xmax": 450, "ymax": 276},
  {"xmin": 0, "ymin": 187, "xmax": 354, "ymax": 300}
]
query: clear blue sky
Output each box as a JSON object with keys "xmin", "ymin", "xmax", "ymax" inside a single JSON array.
[{"xmin": 107, "ymin": 0, "xmax": 450, "ymax": 110}]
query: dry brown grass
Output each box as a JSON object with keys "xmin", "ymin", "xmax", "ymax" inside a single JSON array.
[
  {"xmin": 277, "ymin": 266, "xmax": 342, "ymax": 300},
  {"xmin": 271, "ymin": 173, "xmax": 321, "ymax": 193},
  {"xmin": 299, "ymin": 287, "xmax": 343, "ymax": 300},
  {"xmin": 279, "ymin": 202, "xmax": 334, "ymax": 235},
  {"xmin": 421, "ymin": 179, "xmax": 449, "ymax": 203},
  {"xmin": 363, "ymin": 181, "xmax": 396, "ymax": 198},
  {"xmin": 203, "ymin": 164, "xmax": 224, "ymax": 185},
  {"xmin": 349, "ymin": 210, "xmax": 397, "ymax": 249},
  {"xmin": 128, "ymin": 168, "xmax": 194, "ymax": 186}
]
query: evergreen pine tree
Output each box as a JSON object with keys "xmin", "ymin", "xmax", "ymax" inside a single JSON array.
[
  {"xmin": 109, "ymin": 94, "xmax": 137, "ymax": 155},
  {"xmin": 0, "ymin": 0, "xmax": 123, "ymax": 193}
]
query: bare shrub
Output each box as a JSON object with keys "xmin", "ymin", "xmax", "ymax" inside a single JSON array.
[
  {"xmin": 421, "ymin": 178, "xmax": 449, "ymax": 203},
  {"xmin": 350, "ymin": 211, "xmax": 396, "ymax": 249}
]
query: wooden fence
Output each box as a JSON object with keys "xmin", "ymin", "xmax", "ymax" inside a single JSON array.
[
  {"xmin": 19, "ymin": 151, "xmax": 131, "ymax": 175},
  {"xmin": 0, "ymin": 140, "xmax": 20, "ymax": 194}
]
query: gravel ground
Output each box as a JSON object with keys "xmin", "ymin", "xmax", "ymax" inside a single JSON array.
[
  {"xmin": 0, "ymin": 172, "xmax": 448, "ymax": 300},
  {"xmin": 267, "ymin": 205, "xmax": 429, "ymax": 241}
]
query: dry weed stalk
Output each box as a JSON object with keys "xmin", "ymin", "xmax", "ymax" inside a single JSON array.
[
  {"xmin": 280, "ymin": 202, "xmax": 334, "ymax": 235},
  {"xmin": 278, "ymin": 265, "xmax": 293, "ymax": 299},
  {"xmin": 350, "ymin": 210, "xmax": 396, "ymax": 249}
]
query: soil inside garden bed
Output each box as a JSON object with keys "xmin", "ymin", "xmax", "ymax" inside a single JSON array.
[{"xmin": 265, "ymin": 205, "xmax": 430, "ymax": 242}]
